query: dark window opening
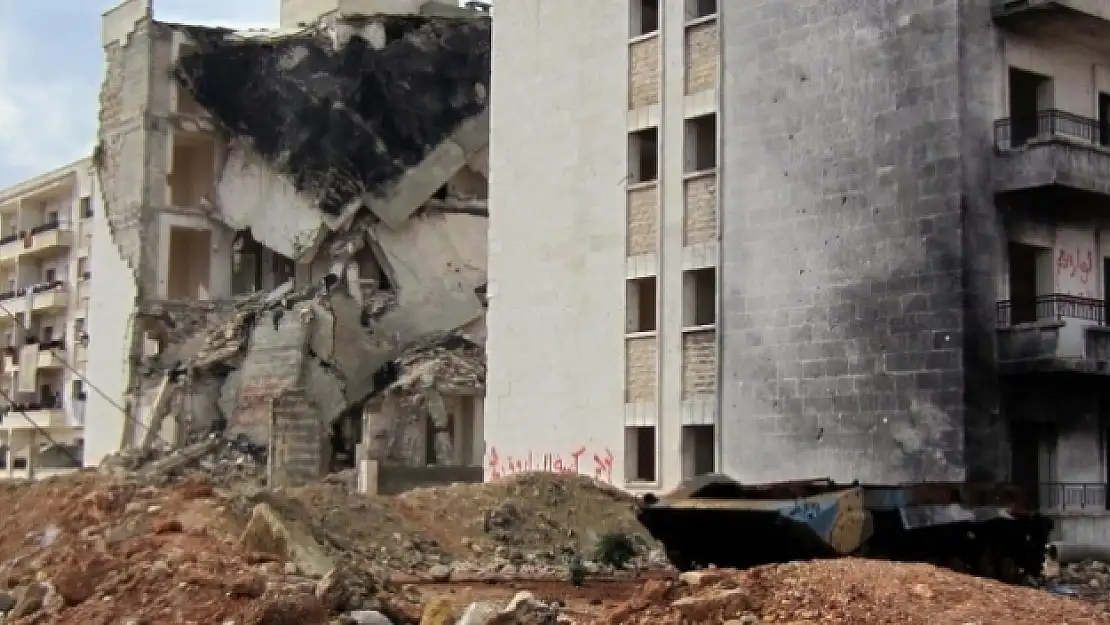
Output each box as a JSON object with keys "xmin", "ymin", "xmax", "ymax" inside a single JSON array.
[
  {"xmin": 629, "ymin": 128, "xmax": 659, "ymax": 183},
  {"xmin": 1009, "ymin": 67, "xmax": 1052, "ymax": 147},
  {"xmin": 627, "ymin": 276, "xmax": 657, "ymax": 333},
  {"xmin": 628, "ymin": 426, "xmax": 657, "ymax": 482},
  {"xmin": 687, "ymin": 0, "xmax": 717, "ymax": 19},
  {"xmin": 685, "ymin": 114, "xmax": 716, "ymax": 172},
  {"xmin": 684, "ymin": 268, "xmax": 716, "ymax": 327},
  {"xmin": 631, "ymin": 0, "xmax": 659, "ymax": 37},
  {"xmin": 1008, "ymin": 242, "xmax": 1040, "ymax": 325}
]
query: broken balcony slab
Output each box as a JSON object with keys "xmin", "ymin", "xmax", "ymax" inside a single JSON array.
[
  {"xmin": 174, "ymin": 14, "xmax": 491, "ymax": 219},
  {"xmin": 214, "ymin": 144, "xmax": 331, "ymax": 260},
  {"xmin": 358, "ymin": 109, "xmax": 490, "ymax": 231}
]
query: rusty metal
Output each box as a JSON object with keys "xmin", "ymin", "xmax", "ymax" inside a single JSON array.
[{"xmin": 637, "ymin": 474, "xmax": 1052, "ymax": 583}]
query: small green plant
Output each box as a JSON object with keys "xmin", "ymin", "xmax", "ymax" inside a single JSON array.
[
  {"xmin": 593, "ymin": 532, "xmax": 637, "ymax": 569},
  {"xmin": 567, "ymin": 552, "xmax": 587, "ymax": 587}
]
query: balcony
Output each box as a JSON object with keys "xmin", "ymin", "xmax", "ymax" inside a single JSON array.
[
  {"xmin": 0, "ymin": 233, "xmax": 18, "ymax": 264},
  {"xmin": 996, "ymin": 294, "xmax": 1110, "ymax": 374},
  {"xmin": 992, "ymin": 1, "xmax": 1110, "ymax": 54},
  {"xmin": 29, "ymin": 284, "xmax": 68, "ymax": 312},
  {"xmin": 21, "ymin": 223, "xmax": 72, "ymax": 259},
  {"xmin": 36, "ymin": 346, "xmax": 66, "ymax": 370},
  {"xmin": 3, "ymin": 398, "xmax": 67, "ymax": 430},
  {"xmin": 992, "ymin": 110, "xmax": 1110, "ymax": 200},
  {"xmin": 1036, "ymin": 482, "xmax": 1108, "ymax": 513}
]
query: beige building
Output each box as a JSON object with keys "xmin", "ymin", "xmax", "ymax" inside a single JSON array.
[
  {"xmin": 487, "ymin": 1, "xmax": 721, "ymax": 490},
  {"xmin": 0, "ymin": 158, "xmax": 96, "ymax": 478}
]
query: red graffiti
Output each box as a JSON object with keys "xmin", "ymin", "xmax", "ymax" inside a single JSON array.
[
  {"xmin": 593, "ymin": 449, "xmax": 614, "ymax": 482},
  {"xmin": 1056, "ymin": 247, "xmax": 1094, "ymax": 287},
  {"xmin": 488, "ymin": 446, "xmax": 613, "ymax": 484}
]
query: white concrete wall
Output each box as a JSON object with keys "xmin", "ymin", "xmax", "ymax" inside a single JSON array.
[
  {"xmin": 84, "ymin": 168, "xmax": 137, "ymax": 466},
  {"xmin": 485, "ymin": 0, "xmax": 629, "ymax": 487}
]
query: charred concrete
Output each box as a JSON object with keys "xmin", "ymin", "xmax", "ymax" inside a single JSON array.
[{"xmin": 174, "ymin": 17, "xmax": 491, "ymax": 216}]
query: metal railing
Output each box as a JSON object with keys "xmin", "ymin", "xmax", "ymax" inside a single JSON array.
[
  {"xmin": 994, "ymin": 109, "xmax": 1110, "ymax": 150},
  {"xmin": 997, "ymin": 294, "xmax": 1105, "ymax": 326},
  {"xmin": 1039, "ymin": 482, "xmax": 1109, "ymax": 511}
]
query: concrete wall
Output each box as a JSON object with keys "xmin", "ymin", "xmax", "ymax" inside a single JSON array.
[
  {"xmin": 375, "ymin": 464, "xmax": 482, "ymax": 495},
  {"xmin": 717, "ymin": 1, "xmax": 1004, "ymax": 483},
  {"xmin": 485, "ymin": 0, "xmax": 629, "ymax": 486}
]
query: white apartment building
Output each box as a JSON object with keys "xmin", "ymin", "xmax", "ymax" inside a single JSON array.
[
  {"xmin": 487, "ymin": 1, "xmax": 720, "ymax": 491},
  {"xmin": 0, "ymin": 158, "xmax": 96, "ymax": 479}
]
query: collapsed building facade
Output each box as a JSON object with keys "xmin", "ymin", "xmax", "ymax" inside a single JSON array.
[{"xmin": 87, "ymin": 0, "xmax": 491, "ymax": 487}]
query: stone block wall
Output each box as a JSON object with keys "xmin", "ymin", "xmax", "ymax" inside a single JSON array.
[
  {"xmin": 681, "ymin": 329, "xmax": 716, "ymax": 399},
  {"xmin": 625, "ymin": 335, "xmax": 657, "ymax": 403},
  {"xmin": 683, "ymin": 174, "xmax": 716, "ymax": 246},
  {"xmin": 684, "ymin": 19, "xmax": 718, "ymax": 95},
  {"xmin": 627, "ymin": 184, "xmax": 659, "ymax": 256},
  {"xmin": 629, "ymin": 35, "xmax": 661, "ymax": 109}
]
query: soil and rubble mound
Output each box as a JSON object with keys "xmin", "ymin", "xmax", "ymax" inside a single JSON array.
[
  {"xmin": 0, "ymin": 465, "xmax": 667, "ymax": 624},
  {"xmin": 400, "ymin": 473, "xmax": 663, "ymax": 571},
  {"xmin": 606, "ymin": 559, "xmax": 1110, "ymax": 625}
]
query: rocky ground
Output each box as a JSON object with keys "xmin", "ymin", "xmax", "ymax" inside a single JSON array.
[{"xmin": 2, "ymin": 448, "xmax": 1110, "ymax": 624}]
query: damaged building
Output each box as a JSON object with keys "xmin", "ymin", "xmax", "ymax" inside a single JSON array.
[
  {"xmin": 88, "ymin": 0, "xmax": 490, "ymax": 488},
  {"xmin": 490, "ymin": 1, "xmax": 1110, "ymax": 543}
]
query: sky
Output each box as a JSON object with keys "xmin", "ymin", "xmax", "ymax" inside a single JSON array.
[{"xmin": 0, "ymin": 0, "xmax": 279, "ymax": 188}]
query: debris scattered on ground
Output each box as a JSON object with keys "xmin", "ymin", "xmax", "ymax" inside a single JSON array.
[
  {"xmin": 605, "ymin": 559, "xmax": 1110, "ymax": 625},
  {"xmin": 1041, "ymin": 558, "xmax": 1110, "ymax": 610}
]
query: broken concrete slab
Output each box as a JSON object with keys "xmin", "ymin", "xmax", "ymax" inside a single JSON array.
[
  {"xmin": 359, "ymin": 109, "xmax": 490, "ymax": 231},
  {"xmin": 175, "ymin": 14, "xmax": 490, "ymax": 219},
  {"xmin": 214, "ymin": 143, "xmax": 331, "ymax": 260},
  {"xmin": 240, "ymin": 502, "xmax": 335, "ymax": 577}
]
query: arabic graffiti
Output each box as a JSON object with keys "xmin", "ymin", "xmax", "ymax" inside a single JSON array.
[
  {"xmin": 487, "ymin": 446, "xmax": 615, "ymax": 484},
  {"xmin": 1054, "ymin": 230, "xmax": 1098, "ymax": 298}
]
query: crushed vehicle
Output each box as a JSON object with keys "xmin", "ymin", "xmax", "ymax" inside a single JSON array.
[{"xmin": 636, "ymin": 474, "xmax": 1052, "ymax": 582}]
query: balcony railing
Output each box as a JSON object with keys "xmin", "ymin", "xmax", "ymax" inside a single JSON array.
[
  {"xmin": 997, "ymin": 294, "xmax": 1105, "ymax": 326},
  {"xmin": 994, "ymin": 109, "xmax": 1110, "ymax": 150},
  {"xmin": 1038, "ymin": 482, "xmax": 1109, "ymax": 511}
]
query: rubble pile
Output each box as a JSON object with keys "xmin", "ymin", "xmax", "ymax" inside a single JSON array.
[
  {"xmin": 604, "ymin": 560, "xmax": 1110, "ymax": 625},
  {"xmin": 399, "ymin": 473, "xmax": 664, "ymax": 575},
  {"xmin": 1041, "ymin": 558, "xmax": 1110, "ymax": 609}
]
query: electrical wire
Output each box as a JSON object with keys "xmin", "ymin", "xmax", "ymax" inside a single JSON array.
[{"xmin": 0, "ymin": 292, "xmax": 174, "ymax": 449}]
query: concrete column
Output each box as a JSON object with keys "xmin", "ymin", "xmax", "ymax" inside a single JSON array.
[
  {"xmin": 26, "ymin": 430, "xmax": 36, "ymax": 480},
  {"xmin": 656, "ymin": 0, "xmax": 690, "ymax": 492},
  {"xmin": 3, "ymin": 429, "xmax": 10, "ymax": 479}
]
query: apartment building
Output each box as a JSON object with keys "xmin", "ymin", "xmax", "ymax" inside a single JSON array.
[
  {"xmin": 487, "ymin": 1, "xmax": 1110, "ymax": 540},
  {"xmin": 0, "ymin": 158, "xmax": 96, "ymax": 478}
]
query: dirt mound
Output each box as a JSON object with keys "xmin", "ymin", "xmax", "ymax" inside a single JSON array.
[
  {"xmin": 605, "ymin": 559, "xmax": 1110, "ymax": 624},
  {"xmin": 0, "ymin": 473, "xmax": 354, "ymax": 625},
  {"xmin": 400, "ymin": 473, "xmax": 656, "ymax": 559}
]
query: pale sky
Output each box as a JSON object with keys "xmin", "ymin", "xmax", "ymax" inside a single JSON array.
[{"xmin": 0, "ymin": 0, "xmax": 279, "ymax": 188}]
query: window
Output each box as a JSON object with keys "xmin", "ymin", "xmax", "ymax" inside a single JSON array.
[
  {"xmin": 626, "ymin": 426, "xmax": 657, "ymax": 482},
  {"xmin": 77, "ymin": 258, "xmax": 89, "ymax": 279},
  {"xmin": 71, "ymin": 380, "xmax": 85, "ymax": 401},
  {"xmin": 1008, "ymin": 67, "xmax": 1052, "ymax": 147},
  {"xmin": 44, "ymin": 268, "xmax": 56, "ymax": 283},
  {"xmin": 630, "ymin": 0, "xmax": 659, "ymax": 37},
  {"xmin": 45, "ymin": 210, "xmax": 58, "ymax": 225},
  {"xmin": 684, "ymin": 114, "xmax": 716, "ymax": 173},
  {"xmin": 41, "ymin": 326, "xmax": 54, "ymax": 341},
  {"xmin": 79, "ymin": 197, "xmax": 92, "ymax": 218},
  {"xmin": 682, "ymin": 425, "xmax": 715, "ymax": 479},
  {"xmin": 686, "ymin": 0, "xmax": 717, "ymax": 20},
  {"xmin": 683, "ymin": 268, "xmax": 716, "ymax": 327},
  {"xmin": 629, "ymin": 128, "xmax": 659, "ymax": 184},
  {"xmin": 626, "ymin": 276, "xmax": 657, "ymax": 333}
]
